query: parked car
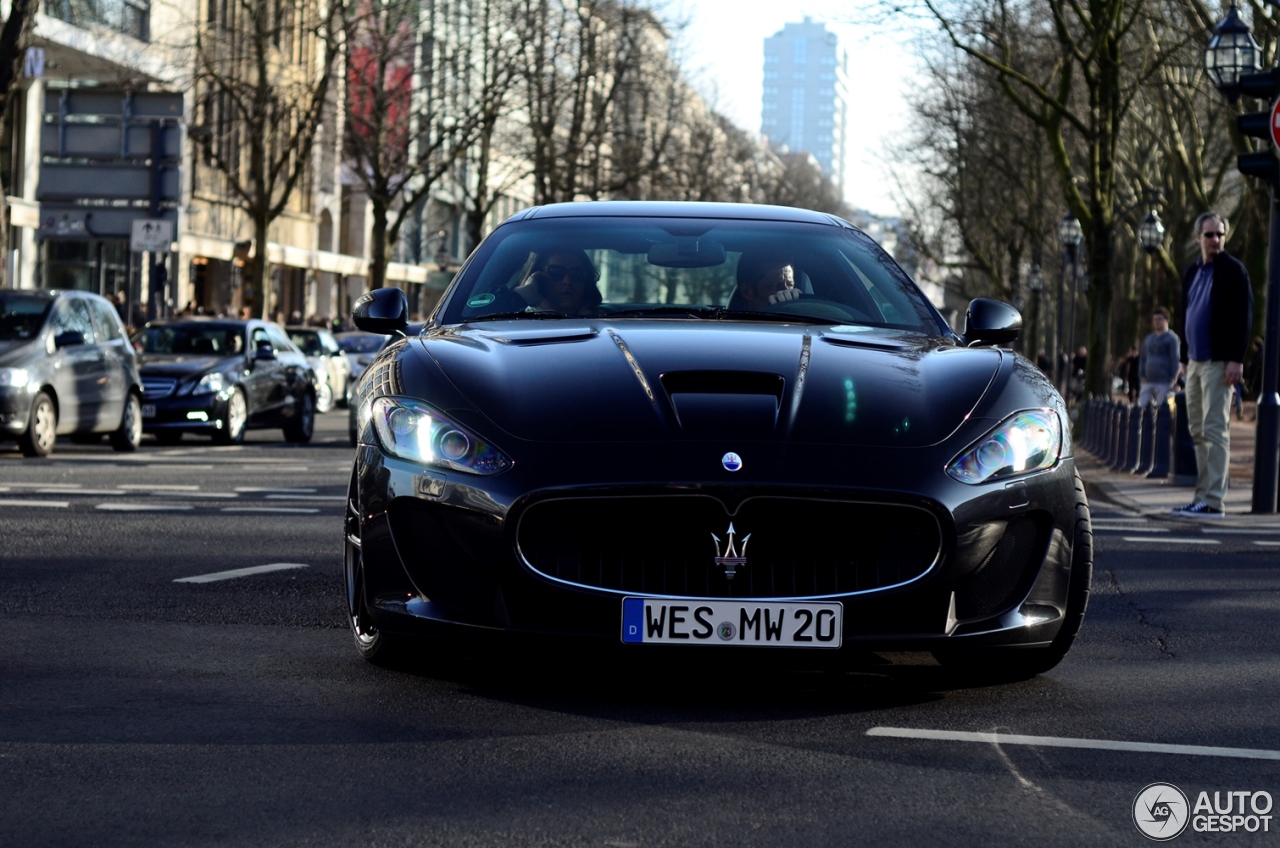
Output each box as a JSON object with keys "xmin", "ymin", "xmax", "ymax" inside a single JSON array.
[
  {"xmin": 133, "ymin": 318, "xmax": 317, "ymax": 444},
  {"xmin": 342, "ymin": 201, "xmax": 1091, "ymax": 683},
  {"xmin": 0, "ymin": 289, "xmax": 143, "ymax": 457},
  {"xmin": 287, "ymin": 326, "xmax": 351, "ymax": 413}
]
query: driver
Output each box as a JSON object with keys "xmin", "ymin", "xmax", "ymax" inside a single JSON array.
[
  {"xmin": 516, "ymin": 248, "xmax": 603, "ymax": 315},
  {"xmin": 733, "ymin": 251, "xmax": 801, "ymax": 310}
]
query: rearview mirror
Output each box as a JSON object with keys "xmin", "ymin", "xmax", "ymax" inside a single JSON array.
[
  {"xmin": 648, "ymin": 239, "xmax": 726, "ymax": 268},
  {"xmin": 353, "ymin": 287, "xmax": 408, "ymax": 334},
  {"xmin": 962, "ymin": 298, "xmax": 1022, "ymax": 347}
]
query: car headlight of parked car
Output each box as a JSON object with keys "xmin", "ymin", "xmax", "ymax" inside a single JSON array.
[
  {"xmin": 946, "ymin": 409, "xmax": 1061, "ymax": 485},
  {"xmin": 192, "ymin": 372, "xmax": 228, "ymax": 396},
  {"xmin": 371, "ymin": 396, "xmax": 511, "ymax": 475},
  {"xmin": 0, "ymin": 367, "xmax": 30, "ymax": 388}
]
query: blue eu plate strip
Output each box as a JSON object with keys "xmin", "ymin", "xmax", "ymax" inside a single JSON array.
[{"xmin": 622, "ymin": 598, "xmax": 644, "ymax": 643}]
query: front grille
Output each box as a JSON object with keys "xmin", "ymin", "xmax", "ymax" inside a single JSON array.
[
  {"xmin": 517, "ymin": 496, "xmax": 941, "ymax": 599},
  {"xmin": 141, "ymin": 377, "xmax": 177, "ymax": 399}
]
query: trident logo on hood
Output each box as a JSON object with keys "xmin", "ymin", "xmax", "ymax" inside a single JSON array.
[{"xmin": 711, "ymin": 522, "xmax": 750, "ymax": 580}]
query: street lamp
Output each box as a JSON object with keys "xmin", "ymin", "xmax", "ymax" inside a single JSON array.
[
  {"xmin": 1204, "ymin": 5, "xmax": 1261, "ymax": 103},
  {"xmin": 1138, "ymin": 210, "xmax": 1166, "ymax": 254},
  {"xmin": 1057, "ymin": 213, "xmax": 1083, "ymax": 394},
  {"xmin": 1205, "ymin": 8, "xmax": 1279, "ymax": 513}
]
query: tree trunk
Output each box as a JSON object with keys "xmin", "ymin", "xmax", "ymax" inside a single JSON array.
[
  {"xmin": 250, "ymin": 213, "xmax": 271, "ymax": 319},
  {"xmin": 368, "ymin": 201, "xmax": 389, "ymax": 291}
]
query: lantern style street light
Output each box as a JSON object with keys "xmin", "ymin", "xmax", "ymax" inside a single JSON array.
[
  {"xmin": 1056, "ymin": 213, "xmax": 1083, "ymax": 393},
  {"xmin": 1138, "ymin": 210, "xmax": 1166, "ymax": 254},
  {"xmin": 1204, "ymin": 5, "xmax": 1261, "ymax": 102}
]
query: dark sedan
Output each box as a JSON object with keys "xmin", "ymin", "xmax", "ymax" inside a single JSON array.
[
  {"xmin": 135, "ymin": 319, "xmax": 317, "ymax": 444},
  {"xmin": 343, "ymin": 202, "xmax": 1091, "ymax": 683}
]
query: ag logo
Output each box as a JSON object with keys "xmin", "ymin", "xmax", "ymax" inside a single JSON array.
[{"xmin": 1133, "ymin": 783, "xmax": 1189, "ymax": 840}]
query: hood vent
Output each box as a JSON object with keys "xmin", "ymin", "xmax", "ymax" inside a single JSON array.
[{"xmin": 661, "ymin": 371, "xmax": 784, "ymax": 438}]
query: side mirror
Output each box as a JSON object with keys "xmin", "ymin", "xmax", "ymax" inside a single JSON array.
[
  {"xmin": 253, "ymin": 341, "xmax": 277, "ymax": 362},
  {"xmin": 962, "ymin": 298, "xmax": 1022, "ymax": 347},
  {"xmin": 54, "ymin": 330, "xmax": 87, "ymax": 348},
  {"xmin": 353, "ymin": 287, "xmax": 408, "ymax": 334}
]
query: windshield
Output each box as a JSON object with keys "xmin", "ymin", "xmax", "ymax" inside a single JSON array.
[
  {"xmin": 289, "ymin": 331, "xmax": 324, "ymax": 356},
  {"xmin": 336, "ymin": 333, "xmax": 386, "ymax": 353},
  {"xmin": 136, "ymin": 323, "xmax": 245, "ymax": 356},
  {"xmin": 439, "ymin": 217, "xmax": 945, "ymax": 334},
  {"xmin": 0, "ymin": 296, "xmax": 51, "ymax": 342}
]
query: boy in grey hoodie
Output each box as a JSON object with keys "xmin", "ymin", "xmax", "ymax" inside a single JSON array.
[{"xmin": 1138, "ymin": 307, "xmax": 1181, "ymax": 407}]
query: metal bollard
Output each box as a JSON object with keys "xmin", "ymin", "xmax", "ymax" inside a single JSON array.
[
  {"xmin": 1130, "ymin": 403, "xmax": 1155, "ymax": 474},
  {"xmin": 1147, "ymin": 399, "xmax": 1172, "ymax": 479},
  {"xmin": 1110, "ymin": 404, "xmax": 1133, "ymax": 470},
  {"xmin": 1172, "ymin": 391, "xmax": 1197, "ymax": 486},
  {"xmin": 1115, "ymin": 403, "xmax": 1140, "ymax": 471},
  {"xmin": 1105, "ymin": 402, "xmax": 1123, "ymax": 466},
  {"xmin": 1083, "ymin": 399, "xmax": 1099, "ymax": 452}
]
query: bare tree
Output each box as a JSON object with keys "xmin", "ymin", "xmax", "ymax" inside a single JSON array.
[{"xmin": 189, "ymin": 0, "xmax": 343, "ymax": 311}]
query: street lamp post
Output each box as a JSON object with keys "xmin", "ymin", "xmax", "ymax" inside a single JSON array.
[
  {"xmin": 1206, "ymin": 5, "xmax": 1280, "ymax": 513},
  {"xmin": 1058, "ymin": 213, "xmax": 1083, "ymax": 396}
]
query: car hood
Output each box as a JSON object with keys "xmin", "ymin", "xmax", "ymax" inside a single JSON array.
[
  {"xmin": 417, "ymin": 322, "xmax": 1002, "ymax": 447},
  {"xmin": 138, "ymin": 354, "xmax": 236, "ymax": 377}
]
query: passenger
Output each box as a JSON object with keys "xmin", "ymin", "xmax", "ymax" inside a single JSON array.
[
  {"xmin": 517, "ymin": 249, "xmax": 603, "ymax": 315},
  {"xmin": 731, "ymin": 251, "xmax": 801, "ymax": 310}
]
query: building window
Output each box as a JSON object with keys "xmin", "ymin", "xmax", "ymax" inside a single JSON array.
[
  {"xmin": 764, "ymin": 70, "xmax": 779, "ymax": 81},
  {"xmin": 765, "ymin": 54, "xmax": 780, "ymax": 64},
  {"xmin": 792, "ymin": 38, "xmax": 807, "ymax": 64},
  {"xmin": 49, "ymin": 0, "xmax": 150, "ymax": 41},
  {"xmin": 793, "ymin": 71, "xmax": 806, "ymax": 81}
]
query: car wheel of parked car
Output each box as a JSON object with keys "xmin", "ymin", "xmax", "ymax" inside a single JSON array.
[
  {"xmin": 109, "ymin": 393, "xmax": 143, "ymax": 452},
  {"xmin": 154, "ymin": 431, "xmax": 183, "ymax": 445},
  {"xmin": 345, "ymin": 478, "xmax": 406, "ymax": 667},
  {"xmin": 213, "ymin": 387, "xmax": 248, "ymax": 445},
  {"xmin": 283, "ymin": 392, "xmax": 315, "ymax": 443},
  {"xmin": 933, "ymin": 472, "xmax": 1093, "ymax": 683},
  {"xmin": 18, "ymin": 391, "xmax": 57, "ymax": 458},
  {"xmin": 315, "ymin": 378, "xmax": 334, "ymax": 414}
]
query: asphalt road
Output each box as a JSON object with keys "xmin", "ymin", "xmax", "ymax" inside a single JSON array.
[{"xmin": 2, "ymin": 416, "xmax": 1279, "ymax": 846}]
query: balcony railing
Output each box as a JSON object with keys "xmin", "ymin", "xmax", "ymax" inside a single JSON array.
[{"xmin": 48, "ymin": 0, "xmax": 150, "ymax": 43}]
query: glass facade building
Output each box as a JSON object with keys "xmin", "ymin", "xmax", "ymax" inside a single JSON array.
[{"xmin": 760, "ymin": 18, "xmax": 847, "ymax": 188}]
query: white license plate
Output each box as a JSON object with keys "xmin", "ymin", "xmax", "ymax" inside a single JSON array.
[
  {"xmin": 621, "ymin": 598, "xmax": 842, "ymax": 648},
  {"xmin": 141, "ymin": 404, "xmax": 156, "ymax": 418}
]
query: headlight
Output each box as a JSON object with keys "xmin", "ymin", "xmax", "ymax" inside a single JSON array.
[
  {"xmin": 0, "ymin": 368, "xmax": 30, "ymax": 388},
  {"xmin": 371, "ymin": 397, "xmax": 511, "ymax": 475},
  {"xmin": 193, "ymin": 372, "xmax": 228, "ymax": 396},
  {"xmin": 946, "ymin": 410, "xmax": 1061, "ymax": 485}
]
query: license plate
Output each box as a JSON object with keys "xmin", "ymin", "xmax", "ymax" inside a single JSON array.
[
  {"xmin": 141, "ymin": 404, "xmax": 156, "ymax": 418},
  {"xmin": 621, "ymin": 598, "xmax": 842, "ymax": 648}
]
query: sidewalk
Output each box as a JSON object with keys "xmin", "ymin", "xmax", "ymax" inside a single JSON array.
[{"xmin": 1075, "ymin": 400, "xmax": 1280, "ymax": 526}]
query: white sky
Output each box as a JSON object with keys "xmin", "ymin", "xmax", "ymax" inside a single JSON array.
[{"xmin": 674, "ymin": 0, "xmax": 924, "ymax": 218}]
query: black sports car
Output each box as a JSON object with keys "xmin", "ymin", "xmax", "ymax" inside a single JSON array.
[
  {"xmin": 134, "ymin": 319, "xmax": 317, "ymax": 444},
  {"xmin": 345, "ymin": 202, "xmax": 1090, "ymax": 681}
]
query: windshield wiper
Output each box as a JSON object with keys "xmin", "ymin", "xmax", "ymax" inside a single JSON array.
[{"xmin": 468, "ymin": 310, "xmax": 571, "ymax": 322}]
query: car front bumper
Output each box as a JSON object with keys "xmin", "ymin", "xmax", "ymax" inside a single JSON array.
[{"xmin": 142, "ymin": 391, "xmax": 231, "ymax": 434}]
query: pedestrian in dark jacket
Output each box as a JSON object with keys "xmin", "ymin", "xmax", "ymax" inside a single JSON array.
[{"xmin": 1172, "ymin": 212, "xmax": 1254, "ymax": 518}]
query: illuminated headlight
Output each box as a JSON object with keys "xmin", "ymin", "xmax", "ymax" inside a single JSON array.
[
  {"xmin": 0, "ymin": 368, "xmax": 30, "ymax": 388},
  {"xmin": 946, "ymin": 410, "xmax": 1061, "ymax": 485},
  {"xmin": 193, "ymin": 372, "xmax": 228, "ymax": 396},
  {"xmin": 371, "ymin": 397, "xmax": 511, "ymax": 475}
]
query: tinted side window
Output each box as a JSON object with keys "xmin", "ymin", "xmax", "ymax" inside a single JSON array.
[
  {"xmin": 90, "ymin": 300, "xmax": 125, "ymax": 342},
  {"xmin": 250, "ymin": 327, "xmax": 271, "ymax": 349},
  {"xmin": 266, "ymin": 325, "xmax": 296, "ymax": 352}
]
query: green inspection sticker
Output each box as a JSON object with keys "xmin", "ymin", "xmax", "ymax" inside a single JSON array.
[{"xmin": 466, "ymin": 293, "xmax": 496, "ymax": 308}]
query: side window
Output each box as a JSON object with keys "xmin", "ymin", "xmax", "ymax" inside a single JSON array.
[
  {"xmin": 266, "ymin": 324, "xmax": 295, "ymax": 352},
  {"xmin": 321, "ymin": 332, "xmax": 341, "ymax": 355},
  {"xmin": 51, "ymin": 299, "xmax": 95, "ymax": 338},
  {"xmin": 90, "ymin": 300, "xmax": 125, "ymax": 342},
  {"xmin": 250, "ymin": 327, "xmax": 270, "ymax": 350}
]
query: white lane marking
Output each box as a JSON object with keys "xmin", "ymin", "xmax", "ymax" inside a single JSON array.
[
  {"xmin": 118, "ymin": 484, "xmax": 200, "ymax": 491},
  {"xmin": 95, "ymin": 503, "xmax": 194, "ymax": 512},
  {"xmin": 3, "ymin": 482, "xmax": 82, "ymax": 489},
  {"xmin": 1121, "ymin": 536, "xmax": 1220, "ymax": 544},
  {"xmin": 235, "ymin": 487, "xmax": 317, "ymax": 494},
  {"xmin": 174, "ymin": 562, "xmax": 310, "ymax": 583},
  {"xmin": 1095, "ymin": 527, "xmax": 1169, "ymax": 533},
  {"xmin": 244, "ymin": 466, "xmax": 309, "ymax": 473},
  {"xmin": 220, "ymin": 507, "xmax": 320, "ymax": 514},
  {"xmin": 152, "ymin": 491, "xmax": 237, "ymax": 499},
  {"xmin": 866, "ymin": 727, "xmax": 1280, "ymax": 761},
  {"xmin": 0, "ymin": 499, "xmax": 69, "ymax": 508},
  {"xmin": 1091, "ymin": 518, "xmax": 1150, "ymax": 524},
  {"xmin": 1253, "ymin": 540, "xmax": 1280, "ymax": 547},
  {"xmin": 142, "ymin": 464, "xmax": 214, "ymax": 471},
  {"xmin": 264, "ymin": 494, "xmax": 343, "ymax": 502},
  {"xmin": 1210, "ymin": 528, "xmax": 1280, "ymax": 535},
  {"xmin": 37, "ymin": 488, "xmax": 126, "ymax": 496}
]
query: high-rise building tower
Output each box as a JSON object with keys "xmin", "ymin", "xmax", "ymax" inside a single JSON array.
[{"xmin": 760, "ymin": 18, "xmax": 848, "ymax": 188}]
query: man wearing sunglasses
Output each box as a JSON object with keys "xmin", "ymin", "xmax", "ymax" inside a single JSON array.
[
  {"xmin": 1173, "ymin": 212, "xmax": 1254, "ymax": 518},
  {"xmin": 520, "ymin": 250, "xmax": 603, "ymax": 315}
]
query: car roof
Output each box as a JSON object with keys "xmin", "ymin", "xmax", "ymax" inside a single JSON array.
[{"xmin": 507, "ymin": 201, "xmax": 853, "ymax": 227}]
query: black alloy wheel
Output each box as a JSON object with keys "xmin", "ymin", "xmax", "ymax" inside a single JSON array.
[
  {"xmin": 283, "ymin": 392, "xmax": 315, "ymax": 443},
  {"xmin": 18, "ymin": 391, "xmax": 57, "ymax": 458},
  {"xmin": 933, "ymin": 471, "xmax": 1093, "ymax": 682},
  {"xmin": 109, "ymin": 393, "xmax": 143, "ymax": 452},
  {"xmin": 344, "ymin": 477, "xmax": 404, "ymax": 666}
]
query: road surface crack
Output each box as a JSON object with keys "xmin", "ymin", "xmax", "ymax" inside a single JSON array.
[{"xmin": 1100, "ymin": 568, "xmax": 1175, "ymax": 659}]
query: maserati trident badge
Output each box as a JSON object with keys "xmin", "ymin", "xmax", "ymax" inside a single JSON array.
[
  {"xmin": 721, "ymin": 452, "xmax": 743, "ymax": 472},
  {"xmin": 712, "ymin": 522, "xmax": 750, "ymax": 580}
]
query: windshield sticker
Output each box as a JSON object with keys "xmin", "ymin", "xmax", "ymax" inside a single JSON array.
[{"xmin": 467, "ymin": 293, "xmax": 496, "ymax": 308}]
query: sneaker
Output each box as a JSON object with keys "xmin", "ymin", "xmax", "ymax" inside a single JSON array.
[
  {"xmin": 1170, "ymin": 501, "xmax": 1200, "ymax": 515},
  {"xmin": 1174, "ymin": 502, "xmax": 1224, "ymax": 518}
]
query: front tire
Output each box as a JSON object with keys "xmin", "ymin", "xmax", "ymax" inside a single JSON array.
[
  {"xmin": 213, "ymin": 387, "xmax": 247, "ymax": 445},
  {"xmin": 345, "ymin": 480, "xmax": 406, "ymax": 667},
  {"xmin": 315, "ymin": 378, "xmax": 334, "ymax": 414},
  {"xmin": 109, "ymin": 393, "xmax": 142, "ymax": 452},
  {"xmin": 283, "ymin": 392, "xmax": 315, "ymax": 443},
  {"xmin": 934, "ymin": 472, "xmax": 1093, "ymax": 682},
  {"xmin": 18, "ymin": 391, "xmax": 57, "ymax": 457}
]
